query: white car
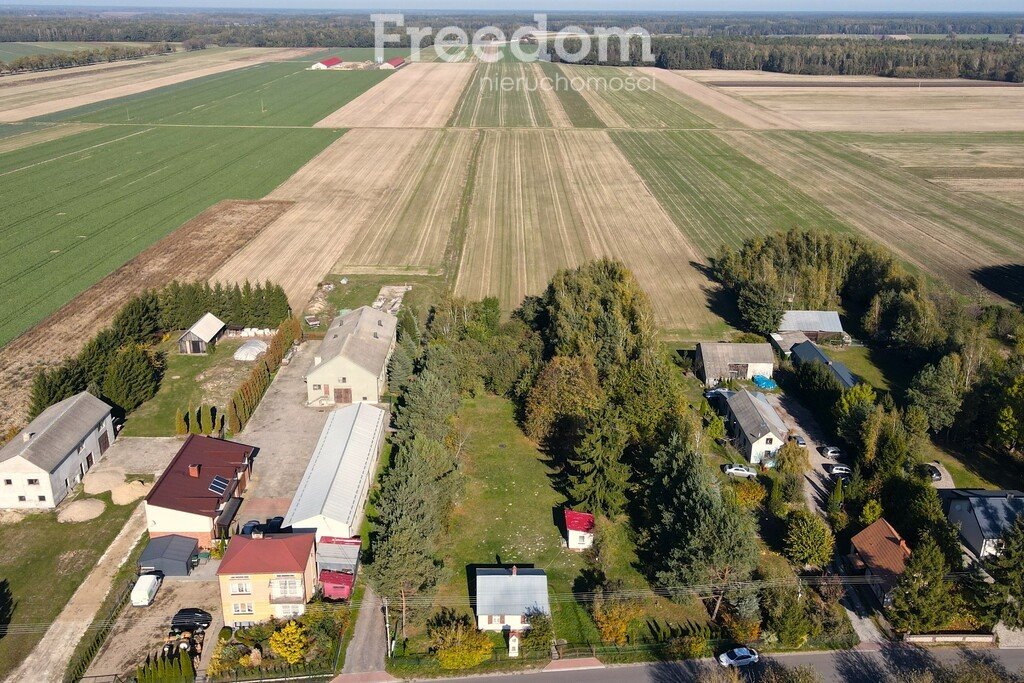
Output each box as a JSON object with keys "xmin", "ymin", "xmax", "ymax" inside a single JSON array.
[
  {"xmin": 829, "ymin": 464, "xmax": 853, "ymax": 476},
  {"xmin": 722, "ymin": 464, "xmax": 757, "ymax": 479},
  {"xmin": 821, "ymin": 446, "xmax": 842, "ymax": 460},
  {"xmin": 131, "ymin": 573, "xmax": 162, "ymax": 607},
  {"xmin": 718, "ymin": 647, "xmax": 760, "ymax": 667}
]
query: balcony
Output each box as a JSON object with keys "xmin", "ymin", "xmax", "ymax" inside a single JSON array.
[{"xmin": 268, "ymin": 593, "xmax": 305, "ymax": 605}]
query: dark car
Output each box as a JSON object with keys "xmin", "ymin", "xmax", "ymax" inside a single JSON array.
[
  {"xmin": 240, "ymin": 519, "xmax": 261, "ymax": 535},
  {"xmin": 171, "ymin": 608, "xmax": 212, "ymax": 634},
  {"xmin": 926, "ymin": 464, "xmax": 942, "ymax": 482},
  {"xmin": 265, "ymin": 516, "xmax": 285, "ymax": 533}
]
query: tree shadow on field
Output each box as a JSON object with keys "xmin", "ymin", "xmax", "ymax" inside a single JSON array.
[
  {"xmin": 972, "ymin": 264, "xmax": 1024, "ymax": 306},
  {"xmin": 691, "ymin": 261, "xmax": 744, "ymax": 332},
  {"xmin": 0, "ymin": 579, "xmax": 16, "ymax": 646}
]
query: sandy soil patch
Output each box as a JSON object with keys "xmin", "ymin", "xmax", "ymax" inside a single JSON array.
[
  {"xmin": 0, "ymin": 122, "xmax": 102, "ymax": 153},
  {"xmin": 314, "ymin": 62, "xmax": 475, "ymax": 128},
  {"xmin": 83, "ymin": 469, "xmax": 126, "ymax": 495},
  {"xmin": 58, "ymin": 498, "xmax": 105, "ymax": 523},
  {"xmin": 0, "ymin": 199, "xmax": 290, "ymax": 433},
  {"xmin": 111, "ymin": 480, "xmax": 152, "ymax": 506},
  {"xmin": 0, "ymin": 510, "xmax": 25, "ymax": 525},
  {"xmin": 0, "ymin": 47, "xmax": 319, "ymax": 122},
  {"xmin": 214, "ymin": 129, "xmax": 466, "ymax": 310},
  {"xmin": 455, "ymin": 129, "xmax": 719, "ymax": 333},
  {"xmin": 637, "ymin": 68, "xmax": 795, "ymax": 129}
]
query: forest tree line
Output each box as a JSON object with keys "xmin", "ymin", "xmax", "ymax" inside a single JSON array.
[{"xmin": 0, "ymin": 42, "xmax": 173, "ymax": 74}]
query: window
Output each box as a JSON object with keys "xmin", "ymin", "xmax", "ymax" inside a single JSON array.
[
  {"xmin": 3, "ymin": 479, "xmax": 11, "ymax": 485},
  {"xmin": 230, "ymin": 581, "xmax": 251, "ymax": 595},
  {"xmin": 232, "ymin": 603, "xmax": 254, "ymax": 615},
  {"xmin": 17, "ymin": 496, "xmax": 26, "ymax": 502},
  {"xmin": 37, "ymin": 496, "xmax": 46, "ymax": 502},
  {"xmin": 312, "ymin": 384, "xmax": 321, "ymax": 390},
  {"xmin": 765, "ymin": 438, "xmax": 773, "ymax": 445},
  {"xmin": 341, "ymin": 377, "xmax": 347, "ymax": 383},
  {"xmin": 578, "ymin": 535, "xmax": 587, "ymax": 544},
  {"xmin": 276, "ymin": 604, "xmax": 304, "ymax": 619},
  {"xmin": 273, "ymin": 579, "xmax": 302, "ymax": 597},
  {"xmin": 362, "ymin": 396, "xmax": 368, "ymax": 401},
  {"xmin": 27, "ymin": 479, "xmax": 39, "ymax": 485}
]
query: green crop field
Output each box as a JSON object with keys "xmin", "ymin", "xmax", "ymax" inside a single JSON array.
[
  {"xmin": 0, "ymin": 124, "xmax": 343, "ymax": 346},
  {"xmin": 449, "ymin": 61, "xmax": 552, "ymax": 127},
  {"xmin": 611, "ymin": 130, "xmax": 850, "ymax": 254},
  {"xmin": 537, "ymin": 61, "xmax": 605, "ymax": 128},
  {"xmin": 38, "ymin": 62, "xmax": 390, "ymax": 127},
  {"xmin": 0, "ymin": 41, "xmax": 134, "ymax": 61}
]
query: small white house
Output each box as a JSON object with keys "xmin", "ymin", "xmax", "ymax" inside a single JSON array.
[
  {"xmin": 564, "ymin": 509, "xmax": 595, "ymax": 551},
  {"xmin": 0, "ymin": 392, "xmax": 114, "ymax": 509},
  {"xmin": 283, "ymin": 403, "xmax": 387, "ymax": 540},
  {"xmin": 475, "ymin": 567, "xmax": 550, "ymax": 632},
  {"xmin": 305, "ymin": 307, "xmax": 397, "ymax": 406},
  {"xmin": 725, "ymin": 390, "xmax": 787, "ymax": 465}
]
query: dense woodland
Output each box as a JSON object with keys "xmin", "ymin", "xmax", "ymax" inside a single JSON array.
[{"xmin": 0, "ymin": 42, "xmax": 172, "ymax": 74}]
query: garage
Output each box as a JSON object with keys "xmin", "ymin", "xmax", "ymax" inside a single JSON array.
[{"xmin": 138, "ymin": 535, "xmax": 199, "ymax": 577}]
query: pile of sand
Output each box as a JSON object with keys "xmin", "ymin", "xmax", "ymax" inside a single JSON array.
[
  {"xmin": 0, "ymin": 509, "xmax": 25, "ymax": 525},
  {"xmin": 111, "ymin": 480, "xmax": 151, "ymax": 506},
  {"xmin": 58, "ymin": 498, "xmax": 105, "ymax": 523},
  {"xmin": 83, "ymin": 468, "xmax": 126, "ymax": 495}
]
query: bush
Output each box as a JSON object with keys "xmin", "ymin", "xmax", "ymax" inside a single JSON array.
[
  {"xmin": 218, "ymin": 626, "xmax": 233, "ymax": 642},
  {"xmin": 268, "ymin": 620, "xmax": 309, "ymax": 665},
  {"xmin": 427, "ymin": 608, "xmax": 494, "ymax": 670},
  {"xmin": 665, "ymin": 634, "xmax": 710, "ymax": 660},
  {"xmin": 521, "ymin": 612, "xmax": 554, "ymax": 654}
]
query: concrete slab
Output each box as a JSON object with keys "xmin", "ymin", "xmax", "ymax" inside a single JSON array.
[
  {"xmin": 91, "ymin": 436, "xmax": 182, "ymax": 477},
  {"xmin": 545, "ymin": 657, "xmax": 605, "ymax": 671},
  {"xmin": 330, "ymin": 673, "xmax": 397, "ymax": 683}
]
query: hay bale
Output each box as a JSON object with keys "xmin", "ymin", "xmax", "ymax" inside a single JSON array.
[
  {"xmin": 111, "ymin": 480, "xmax": 151, "ymax": 506},
  {"xmin": 57, "ymin": 498, "xmax": 105, "ymax": 523}
]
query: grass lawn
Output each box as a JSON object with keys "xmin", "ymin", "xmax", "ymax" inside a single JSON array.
[
  {"xmin": 307, "ymin": 273, "xmax": 448, "ymax": 332},
  {"xmin": 121, "ymin": 337, "xmax": 252, "ymax": 436},
  {"xmin": 0, "ymin": 492, "xmax": 136, "ymax": 679},
  {"xmin": 829, "ymin": 345, "xmax": 891, "ymax": 393}
]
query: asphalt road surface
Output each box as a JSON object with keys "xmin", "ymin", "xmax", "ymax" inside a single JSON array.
[{"xmin": 435, "ymin": 645, "xmax": 1024, "ymax": 683}]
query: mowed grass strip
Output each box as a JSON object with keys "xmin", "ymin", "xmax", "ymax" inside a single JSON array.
[
  {"xmin": 0, "ymin": 124, "xmax": 343, "ymax": 346},
  {"xmin": 38, "ymin": 62, "xmax": 390, "ymax": 127},
  {"xmin": 611, "ymin": 130, "xmax": 850, "ymax": 255},
  {"xmin": 537, "ymin": 61, "xmax": 604, "ymax": 128},
  {"xmin": 449, "ymin": 61, "xmax": 552, "ymax": 127},
  {"xmin": 562, "ymin": 65, "xmax": 714, "ymax": 129}
]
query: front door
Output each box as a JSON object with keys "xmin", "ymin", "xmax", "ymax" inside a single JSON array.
[
  {"xmin": 85, "ymin": 453, "xmax": 94, "ymax": 471},
  {"xmin": 98, "ymin": 431, "xmax": 110, "ymax": 454},
  {"xmin": 191, "ymin": 340, "xmax": 202, "ymax": 354},
  {"xmin": 334, "ymin": 388, "xmax": 352, "ymax": 404}
]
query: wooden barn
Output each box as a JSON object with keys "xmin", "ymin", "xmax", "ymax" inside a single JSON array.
[{"xmin": 177, "ymin": 312, "xmax": 226, "ymax": 355}]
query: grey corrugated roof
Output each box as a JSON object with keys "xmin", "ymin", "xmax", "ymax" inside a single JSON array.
[
  {"xmin": 180, "ymin": 312, "xmax": 225, "ymax": 343},
  {"xmin": 475, "ymin": 568, "xmax": 550, "ymax": 617},
  {"xmin": 790, "ymin": 341, "xmax": 856, "ymax": 389},
  {"xmin": 697, "ymin": 343, "xmax": 775, "ymax": 381},
  {"xmin": 311, "ymin": 307, "xmax": 397, "ymax": 376},
  {"xmin": 770, "ymin": 331, "xmax": 811, "ymax": 355},
  {"xmin": 283, "ymin": 403, "xmax": 386, "ymax": 530},
  {"xmin": 779, "ymin": 310, "xmax": 845, "ymax": 334},
  {"xmin": 140, "ymin": 534, "xmax": 198, "ymax": 563},
  {"xmin": 950, "ymin": 490, "xmax": 1024, "ymax": 539},
  {"xmin": 0, "ymin": 392, "xmax": 111, "ymax": 473},
  {"xmin": 727, "ymin": 390, "xmax": 787, "ymax": 443}
]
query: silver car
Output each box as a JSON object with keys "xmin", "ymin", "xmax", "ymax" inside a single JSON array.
[
  {"xmin": 821, "ymin": 446, "xmax": 842, "ymax": 460},
  {"xmin": 718, "ymin": 647, "xmax": 760, "ymax": 667},
  {"xmin": 722, "ymin": 464, "xmax": 757, "ymax": 479}
]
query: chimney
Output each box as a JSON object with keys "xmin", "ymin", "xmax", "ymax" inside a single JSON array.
[
  {"xmin": 22, "ymin": 431, "xmax": 34, "ymax": 443},
  {"xmin": 373, "ymin": 332, "xmax": 379, "ymax": 339},
  {"xmin": 377, "ymin": 319, "xmax": 383, "ymax": 327},
  {"xmin": 511, "ymin": 565, "xmax": 518, "ymax": 576},
  {"xmin": 898, "ymin": 538, "xmax": 909, "ymax": 553},
  {"xmin": 188, "ymin": 464, "xmax": 201, "ymax": 478},
  {"xmin": 252, "ymin": 529, "xmax": 264, "ymax": 539}
]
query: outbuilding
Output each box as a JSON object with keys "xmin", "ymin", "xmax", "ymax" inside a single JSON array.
[
  {"xmin": 694, "ymin": 342, "xmax": 775, "ymax": 387},
  {"xmin": 564, "ymin": 509, "xmax": 595, "ymax": 551},
  {"xmin": 380, "ymin": 57, "xmax": 406, "ymax": 70},
  {"xmin": 475, "ymin": 567, "xmax": 550, "ymax": 632},
  {"xmin": 778, "ymin": 310, "xmax": 850, "ymax": 346},
  {"xmin": 177, "ymin": 312, "xmax": 226, "ymax": 355},
  {"xmin": 138, "ymin": 534, "xmax": 199, "ymax": 577},
  {"xmin": 790, "ymin": 341, "xmax": 857, "ymax": 390},
  {"xmin": 311, "ymin": 56, "xmax": 343, "ymax": 70},
  {"xmin": 305, "ymin": 307, "xmax": 397, "ymax": 406}
]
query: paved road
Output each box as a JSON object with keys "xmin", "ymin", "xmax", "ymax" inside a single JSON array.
[
  {"xmin": 342, "ymin": 586, "xmax": 386, "ymax": 674},
  {"xmin": 437, "ymin": 646, "xmax": 1024, "ymax": 683}
]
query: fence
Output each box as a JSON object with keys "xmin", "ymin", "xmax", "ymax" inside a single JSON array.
[
  {"xmin": 904, "ymin": 633, "xmax": 996, "ymax": 645},
  {"xmin": 64, "ymin": 582, "xmax": 134, "ymax": 683}
]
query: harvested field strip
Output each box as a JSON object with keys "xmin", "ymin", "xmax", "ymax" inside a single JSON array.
[
  {"xmin": 314, "ymin": 62, "xmax": 474, "ymax": 128},
  {"xmin": 455, "ymin": 129, "xmax": 721, "ymax": 337},
  {"xmin": 0, "ymin": 122, "xmax": 102, "ymax": 153},
  {"xmin": 449, "ymin": 62, "xmax": 552, "ymax": 127},
  {"xmin": 0, "ymin": 47, "xmax": 318, "ymax": 122},
  {"xmin": 0, "ymin": 199, "xmax": 291, "ymax": 433},
  {"xmin": 537, "ymin": 61, "xmax": 604, "ymax": 128},
  {"xmin": 213, "ymin": 128, "xmax": 465, "ymax": 309},
  {"xmin": 42, "ymin": 62, "xmax": 389, "ymax": 127},
  {"xmin": 0, "ymin": 124, "xmax": 342, "ymax": 346},
  {"xmin": 563, "ymin": 65, "xmax": 714, "ymax": 129},
  {"xmin": 932, "ymin": 179, "xmax": 1024, "ymax": 210},
  {"xmin": 717, "ymin": 130, "xmax": 1024, "ymax": 297},
  {"xmin": 533, "ymin": 63, "xmax": 572, "ymax": 128},
  {"xmin": 611, "ymin": 130, "xmax": 850, "ymax": 255}
]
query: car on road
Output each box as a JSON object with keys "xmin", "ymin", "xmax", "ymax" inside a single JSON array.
[
  {"xmin": 718, "ymin": 647, "xmax": 760, "ymax": 667},
  {"xmin": 790, "ymin": 434, "xmax": 807, "ymax": 448},
  {"xmin": 722, "ymin": 464, "xmax": 758, "ymax": 479},
  {"xmin": 240, "ymin": 519, "xmax": 261, "ymax": 535},
  {"xmin": 171, "ymin": 608, "xmax": 212, "ymax": 634},
  {"xmin": 828, "ymin": 464, "xmax": 853, "ymax": 476},
  {"xmin": 821, "ymin": 446, "xmax": 842, "ymax": 460}
]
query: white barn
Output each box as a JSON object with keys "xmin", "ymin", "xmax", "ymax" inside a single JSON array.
[
  {"xmin": 305, "ymin": 307, "xmax": 397, "ymax": 406},
  {"xmin": 0, "ymin": 392, "xmax": 114, "ymax": 509},
  {"xmin": 283, "ymin": 403, "xmax": 387, "ymax": 539}
]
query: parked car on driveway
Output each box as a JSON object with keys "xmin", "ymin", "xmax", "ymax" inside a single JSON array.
[
  {"xmin": 722, "ymin": 464, "xmax": 757, "ymax": 479},
  {"xmin": 828, "ymin": 464, "xmax": 853, "ymax": 476},
  {"xmin": 130, "ymin": 573, "xmax": 162, "ymax": 607},
  {"xmin": 821, "ymin": 446, "xmax": 842, "ymax": 460},
  {"xmin": 925, "ymin": 463, "xmax": 942, "ymax": 481},
  {"xmin": 719, "ymin": 647, "xmax": 760, "ymax": 667},
  {"xmin": 790, "ymin": 434, "xmax": 807, "ymax": 448},
  {"xmin": 240, "ymin": 519, "xmax": 261, "ymax": 535},
  {"xmin": 171, "ymin": 608, "xmax": 212, "ymax": 634}
]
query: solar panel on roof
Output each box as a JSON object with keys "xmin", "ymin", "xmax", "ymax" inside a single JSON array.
[{"xmin": 208, "ymin": 475, "xmax": 229, "ymax": 495}]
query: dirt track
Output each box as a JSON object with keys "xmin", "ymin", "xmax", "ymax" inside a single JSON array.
[
  {"xmin": 0, "ymin": 200, "xmax": 291, "ymax": 433},
  {"xmin": 314, "ymin": 62, "xmax": 474, "ymax": 128},
  {"xmin": 0, "ymin": 47, "xmax": 319, "ymax": 122}
]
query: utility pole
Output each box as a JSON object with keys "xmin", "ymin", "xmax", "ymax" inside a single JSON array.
[{"xmin": 382, "ymin": 596, "xmax": 392, "ymax": 657}]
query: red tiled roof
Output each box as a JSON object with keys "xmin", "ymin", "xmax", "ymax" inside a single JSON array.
[
  {"xmin": 850, "ymin": 518, "xmax": 911, "ymax": 584},
  {"xmin": 385, "ymin": 57, "xmax": 405, "ymax": 67},
  {"xmin": 218, "ymin": 533, "xmax": 315, "ymax": 575},
  {"xmin": 319, "ymin": 56, "xmax": 343, "ymax": 67},
  {"xmin": 145, "ymin": 435, "xmax": 255, "ymax": 518},
  {"xmin": 564, "ymin": 509, "xmax": 595, "ymax": 533}
]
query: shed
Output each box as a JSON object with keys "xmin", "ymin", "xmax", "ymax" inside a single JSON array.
[
  {"xmin": 138, "ymin": 534, "xmax": 199, "ymax": 577},
  {"xmin": 234, "ymin": 339, "xmax": 268, "ymax": 361},
  {"xmin": 320, "ymin": 570, "xmax": 355, "ymax": 600},
  {"xmin": 177, "ymin": 313, "xmax": 226, "ymax": 355},
  {"xmin": 694, "ymin": 342, "xmax": 775, "ymax": 387},
  {"xmin": 564, "ymin": 509, "xmax": 595, "ymax": 551},
  {"xmin": 380, "ymin": 57, "xmax": 406, "ymax": 70},
  {"xmin": 778, "ymin": 310, "xmax": 850, "ymax": 345},
  {"xmin": 311, "ymin": 56, "xmax": 343, "ymax": 70}
]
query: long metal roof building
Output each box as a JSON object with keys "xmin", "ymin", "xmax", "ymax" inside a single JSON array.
[{"xmin": 283, "ymin": 403, "xmax": 387, "ymax": 539}]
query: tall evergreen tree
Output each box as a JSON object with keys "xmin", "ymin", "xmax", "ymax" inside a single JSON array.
[
  {"xmin": 887, "ymin": 535, "xmax": 953, "ymax": 633},
  {"xmin": 989, "ymin": 515, "xmax": 1024, "ymax": 628},
  {"xmin": 101, "ymin": 344, "xmax": 159, "ymax": 412},
  {"xmin": 568, "ymin": 408, "xmax": 630, "ymax": 517}
]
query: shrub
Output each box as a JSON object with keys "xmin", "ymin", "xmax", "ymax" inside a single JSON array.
[
  {"xmin": 784, "ymin": 509, "xmax": 835, "ymax": 568},
  {"xmin": 521, "ymin": 612, "xmax": 554, "ymax": 655},
  {"xmin": 427, "ymin": 608, "xmax": 494, "ymax": 670},
  {"xmin": 269, "ymin": 620, "xmax": 309, "ymax": 665},
  {"xmin": 665, "ymin": 634, "xmax": 710, "ymax": 660},
  {"xmin": 592, "ymin": 593, "xmax": 642, "ymax": 646},
  {"xmin": 218, "ymin": 626, "xmax": 233, "ymax": 642},
  {"xmin": 732, "ymin": 478, "xmax": 766, "ymax": 510}
]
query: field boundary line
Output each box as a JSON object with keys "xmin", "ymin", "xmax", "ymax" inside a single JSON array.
[{"xmin": 0, "ymin": 127, "xmax": 150, "ymax": 178}]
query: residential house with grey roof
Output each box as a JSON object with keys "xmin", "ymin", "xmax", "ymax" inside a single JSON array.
[
  {"xmin": 694, "ymin": 342, "xmax": 775, "ymax": 387},
  {"xmin": 0, "ymin": 391, "xmax": 114, "ymax": 509},
  {"xmin": 475, "ymin": 567, "xmax": 550, "ymax": 632},
  {"xmin": 305, "ymin": 306, "xmax": 397, "ymax": 406},
  {"xmin": 790, "ymin": 340, "xmax": 857, "ymax": 390},
  {"xmin": 725, "ymin": 389, "xmax": 788, "ymax": 464},
  {"xmin": 946, "ymin": 489, "xmax": 1024, "ymax": 558}
]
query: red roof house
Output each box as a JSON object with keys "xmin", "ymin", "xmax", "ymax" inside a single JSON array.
[
  {"xmin": 218, "ymin": 533, "xmax": 315, "ymax": 575},
  {"xmin": 849, "ymin": 518, "xmax": 911, "ymax": 606},
  {"xmin": 217, "ymin": 533, "xmax": 317, "ymax": 626},
  {"xmin": 143, "ymin": 434, "xmax": 255, "ymax": 547},
  {"xmin": 564, "ymin": 509, "xmax": 595, "ymax": 551},
  {"xmin": 314, "ymin": 56, "xmax": 343, "ymax": 69}
]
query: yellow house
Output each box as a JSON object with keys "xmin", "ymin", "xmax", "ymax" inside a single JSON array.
[{"xmin": 216, "ymin": 533, "xmax": 316, "ymax": 627}]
